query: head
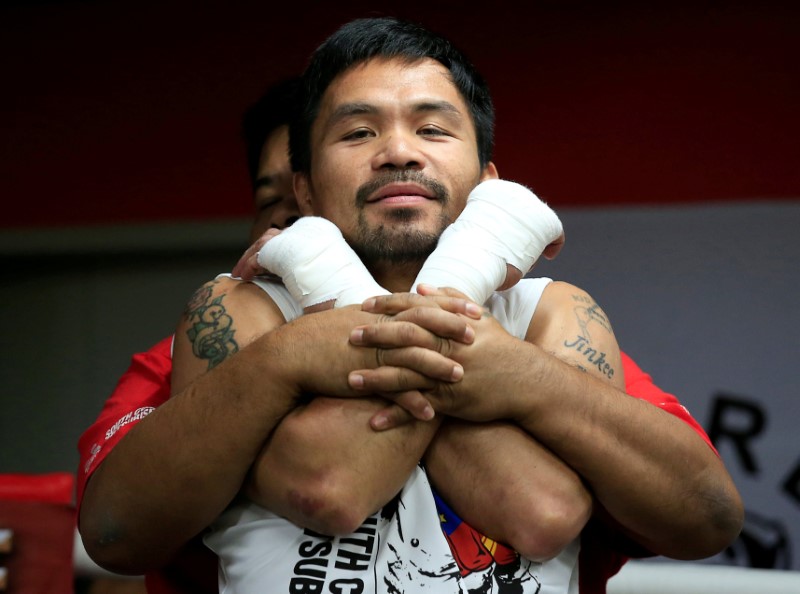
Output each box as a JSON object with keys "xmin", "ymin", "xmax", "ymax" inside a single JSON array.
[
  {"xmin": 290, "ymin": 18, "xmax": 494, "ymax": 175},
  {"xmin": 241, "ymin": 77, "xmax": 302, "ymax": 242},
  {"xmin": 290, "ymin": 18, "xmax": 498, "ymax": 289}
]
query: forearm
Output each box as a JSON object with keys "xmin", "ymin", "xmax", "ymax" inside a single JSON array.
[
  {"xmin": 424, "ymin": 419, "xmax": 591, "ymax": 561},
  {"xmin": 511, "ymin": 350, "xmax": 742, "ymax": 559},
  {"xmin": 245, "ymin": 395, "xmax": 440, "ymax": 535},
  {"xmin": 79, "ymin": 335, "xmax": 297, "ymax": 573}
]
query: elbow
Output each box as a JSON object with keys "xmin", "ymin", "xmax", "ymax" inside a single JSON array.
[
  {"xmin": 505, "ymin": 496, "xmax": 592, "ymax": 562},
  {"xmin": 78, "ymin": 498, "xmax": 180, "ymax": 575},
  {"xmin": 647, "ymin": 471, "xmax": 745, "ymax": 561},
  {"xmin": 670, "ymin": 484, "xmax": 745, "ymax": 561},
  {"xmin": 285, "ymin": 472, "xmax": 376, "ymax": 536},
  {"xmin": 78, "ymin": 518, "xmax": 154, "ymax": 576}
]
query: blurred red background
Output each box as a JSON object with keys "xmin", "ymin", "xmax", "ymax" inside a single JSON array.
[{"xmin": 2, "ymin": 0, "xmax": 798, "ymax": 229}]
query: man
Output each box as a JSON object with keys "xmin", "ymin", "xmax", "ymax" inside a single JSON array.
[
  {"xmin": 183, "ymin": 18, "xmax": 739, "ymax": 592},
  {"xmin": 78, "ymin": 19, "xmax": 742, "ymax": 593}
]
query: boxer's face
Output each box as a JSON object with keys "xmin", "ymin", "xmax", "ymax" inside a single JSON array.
[{"xmin": 295, "ymin": 57, "xmax": 496, "ymax": 272}]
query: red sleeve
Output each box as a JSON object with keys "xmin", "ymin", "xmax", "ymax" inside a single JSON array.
[
  {"xmin": 75, "ymin": 336, "xmax": 174, "ymax": 506},
  {"xmin": 579, "ymin": 350, "xmax": 720, "ymax": 594},
  {"xmin": 620, "ymin": 350, "xmax": 716, "ymax": 453}
]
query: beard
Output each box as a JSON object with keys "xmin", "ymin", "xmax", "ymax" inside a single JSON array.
[{"xmin": 350, "ymin": 171, "xmax": 451, "ymax": 267}]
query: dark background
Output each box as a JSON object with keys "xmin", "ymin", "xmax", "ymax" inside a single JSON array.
[{"xmin": 2, "ymin": 0, "xmax": 798, "ymax": 229}]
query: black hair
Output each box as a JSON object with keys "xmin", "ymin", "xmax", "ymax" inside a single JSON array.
[
  {"xmin": 289, "ymin": 17, "xmax": 494, "ymax": 174},
  {"xmin": 241, "ymin": 76, "xmax": 301, "ymax": 188}
]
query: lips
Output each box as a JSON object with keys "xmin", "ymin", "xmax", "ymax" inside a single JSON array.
[{"xmin": 367, "ymin": 182, "xmax": 437, "ymax": 204}]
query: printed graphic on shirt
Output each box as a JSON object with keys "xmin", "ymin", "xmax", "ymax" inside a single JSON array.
[
  {"xmin": 434, "ymin": 490, "xmax": 542, "ymax": 594},
  {"xmin": 104, "ymin": 406, "xmax": 154, "ymax": 440}
]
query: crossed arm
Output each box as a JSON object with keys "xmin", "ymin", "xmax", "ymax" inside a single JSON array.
[{"xmin": 79, "ymin": 276, "xmax": 742, "ymax": 574}]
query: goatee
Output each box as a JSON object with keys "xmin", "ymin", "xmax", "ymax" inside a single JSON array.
[{"xmin": 352, "ymin": 171, "xmax": 450, "ymax": 267}]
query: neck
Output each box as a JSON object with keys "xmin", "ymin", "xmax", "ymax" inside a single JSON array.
[{"xmin": 370, "ymin": 260, "xmax": 424, "ymax": 293}]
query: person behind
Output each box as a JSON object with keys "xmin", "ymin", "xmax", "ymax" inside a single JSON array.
[
  {"xmin": 77, "ymin": 22, "xmax": 742, "ymax": 592},
  {"xmin": 76, "ymin": 77, "xmax": 302, "ymax": 594}
]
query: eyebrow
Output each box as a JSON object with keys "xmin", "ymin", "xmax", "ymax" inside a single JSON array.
[{"xmin": 325, "ymin": 99, "xmax": 464, "ymax": 128}]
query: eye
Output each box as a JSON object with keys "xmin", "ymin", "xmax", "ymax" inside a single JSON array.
[
  {"xmin": 342, "ymin": 128, "xmax": 374, "ymax": 141},
  {"xmin": 256, "ymin": 197, "xmax": 279, "ymax": 212},
  {"xmin": 418, "ymin": 125, "xmax": 449, "ymax": 137}
]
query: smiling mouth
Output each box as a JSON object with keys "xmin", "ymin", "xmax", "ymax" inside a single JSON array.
[
  {"xmin": 356, "ymin": 172, "xmax": 447, "ymax": 208},
  {"xmin": 367, "ymin": 183, "xmax": 436, "ymax": 205}
]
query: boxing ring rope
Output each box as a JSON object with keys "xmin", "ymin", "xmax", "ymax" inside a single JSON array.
[{"xmin": 607, "ymin": 560, "xmax": 800, "ymax": 594}]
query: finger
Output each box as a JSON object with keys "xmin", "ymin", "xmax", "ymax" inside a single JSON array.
[
  {"xmin": 379, "ymin": 345, "xmax": 464, "ymax": 382},
  {"xmin": 369, "ymin": 402, "xmax": 416, "ymax": 431},
  {"xmin": 349, "ymin": 371, "xmax": 434, "ymax": 420},
  {"xmin": 232, "ymin": 239, "xmax": 266, "ymax": 279},
  {"xmin": 415, "ymin": 286, "xmax": 483, "ymax": 319},
  {"xmin": 352, "ymin": 319, "xmax": 470, "ymax": 351},
  {"xmin": 368, "ymin": 309, "xmax": 474, "ymax": 344},
  {"xmin": 364, "ymin": 291, "xmax": 482, "ymax": 320},
  {"xmin": 542, "ymin": 231, "xmax": 565, "ymax": 260}
]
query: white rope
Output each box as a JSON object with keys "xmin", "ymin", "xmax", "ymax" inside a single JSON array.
[{"xmin": 608, "ymin": 560, "xmax": 800, "ymax": 594}]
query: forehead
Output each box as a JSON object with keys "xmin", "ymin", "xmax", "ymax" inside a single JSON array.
[{"xmin": 316, "ymin": 57, "xmax": 472, "ymax": 127}]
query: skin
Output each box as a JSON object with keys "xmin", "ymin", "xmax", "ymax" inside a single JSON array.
[{"xmin": 249, "ymin": 125, "xmax": 299, "ymax": 241}]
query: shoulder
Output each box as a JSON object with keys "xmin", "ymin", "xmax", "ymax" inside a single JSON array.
[
  {"xmin": 171, "ymin": 275, "xmax": 291, "ymax": 394},
  {"xmin": 529, "ymin": 281, "xmax": 604, "ymax": 331},
  {"xmin": 528, "ymin": 281, "xmax": 625, "ymax": 387}
]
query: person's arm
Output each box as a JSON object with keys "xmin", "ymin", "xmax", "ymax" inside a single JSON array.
[
  {"xmin": 424, "ymin": 419, "xmax": 592, "ymax": 561},
  {"xmin": 241, "ymin": 293, "xmax": 482, "ymax": 535},
  {"xmin": 76, "ymin": 337, "xmax": 173, "ymax": 511},
  {"xmin": 244, "ymin": 395, "xmax": 441, "ymax": 535},
  {"xmin": 79, "ymin": 277, "xmax": 469, "ymax": 573},
  {"xmin": 422, "ymin": 280, "xmax": 624, "ymax": 561},
  {"xmin": 79, "ymin": 279, "xmax": 297, "ymax": 573},
  {"xmin": 354, "ymin": 283, "xmax": 743, "ymax": 560}
]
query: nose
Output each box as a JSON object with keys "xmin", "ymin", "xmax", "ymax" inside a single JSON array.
[{"xmin": 372, "ymin": 130, "xmax": 426, "ymax": 171}]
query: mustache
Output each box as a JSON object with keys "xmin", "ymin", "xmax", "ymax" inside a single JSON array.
[{"xmin": 355, "ymin": 171, "xmax": 448, "ymax": 207}]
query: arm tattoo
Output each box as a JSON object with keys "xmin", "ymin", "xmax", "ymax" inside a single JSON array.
[
  {"xmin": 564, "ymin": 293, "xmax": 616, "ymax": 379},
  {"xmin": 183, "ymin": 281, "xmax": 239, "ymax": 370},
  {"xmin": 563, "ymin": 336, "xmax": 615, "ymax": 379},
  {"xmin": 570, "ymin": 293, "xmax": 612, "ymax": 342}
]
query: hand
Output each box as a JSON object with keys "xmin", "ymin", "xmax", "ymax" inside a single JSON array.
[
  {"xmin": 231, "ymin": 228, "xmax": 282, "ymax": 280},
  {"xmin": 283, "ymin": 304, "xmax": 472, "ymax": 421},
  {"xmin": 543, "ymin": 231, "xmax": 565, "ymax": 261},
  {"xmin": 352, "ymin": 286, "xmax": 525, "ymax": 423}
]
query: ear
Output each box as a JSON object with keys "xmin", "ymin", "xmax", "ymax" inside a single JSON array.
[
  {"xmin": 480, "ymin": 161, "xmax": 499, "ymax": 181},
  {"xmin": 293, "ymin": 172, "xmax": 315, "ymax": 216}
]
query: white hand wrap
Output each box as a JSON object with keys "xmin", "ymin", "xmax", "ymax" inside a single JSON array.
[
  {"xmin": 256, "ymin": 216, "xmax": 389, "ymax": 309},
  {"xmin": 413, "ymin": 179, "xmax": 563, "ymax": 304}
]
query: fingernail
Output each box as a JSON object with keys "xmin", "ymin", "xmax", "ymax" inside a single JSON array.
[
  {"xmin": 463, "ymin": 326, "xmax": 475, "ymax": 342},
  {"xmin": 350, "ymin": 328, "xmax": 364, "ymax": 344},
  {"xmin": 372, "ymin": 416, "xmax": 389, "ymax": 431},
  {"xmin": 422, "ymin": 405, "xmax": 435, "ymax": 420},
  {"xmin": 362, "ymin": 297, "xmax": 376, "ymax": 311},
  {"xmin": 465, "ymin": 303, "xmax": 482, "ymax": 318},
  {"xmin": 451, "ymin": 364, "xmax": 464, "ymax": 381},
  {"xmin": 349, "ymin": 373, "xmax": 364, "ymax": 389}
]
